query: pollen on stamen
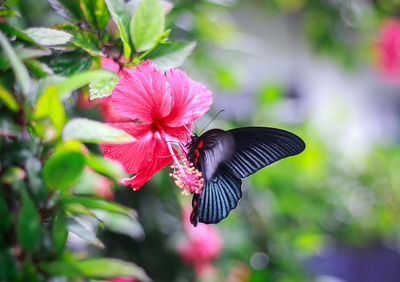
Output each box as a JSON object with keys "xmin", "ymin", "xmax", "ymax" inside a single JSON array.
[{"xmin": 169, "ymin": 158, "xmax": 204, "ymax": 195}]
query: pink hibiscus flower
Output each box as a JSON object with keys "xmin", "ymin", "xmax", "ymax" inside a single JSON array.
[
  {"xmin": 376, "ymin": 19, "xmax": 400, "ymax": 80},
  {"xmin": 177, "ymin": 207, "xmax": 223, "ymax": 275},
  {"xmin": 100, "ymin": 60, "xmax": 212, "ymax": 191},
  {"xmin": 78, "ymin": 57, "xmax": 131, "ymax": 123}
]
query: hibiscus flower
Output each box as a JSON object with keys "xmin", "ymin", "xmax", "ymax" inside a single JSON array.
[
  {"xmin": 100, "ymin": 60, "xmax": 212, "ymax": 191},
  {"xmin": 375, "ymin": 19, "xmax": 400, "ymax": 80}
]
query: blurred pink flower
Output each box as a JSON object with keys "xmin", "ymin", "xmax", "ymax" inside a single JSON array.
[
  {"xmin": 376, "ymin": 19, "xmax": 400, "ymax": 80},
  {"xmin": 94, "ymin": 173, "xmax": 114, "ymax": 201},
  {"xmin": 100, "ymin": 60, "xmax": 212, "ymax": 191},
  {"xmin": 79, "ymin": 166, "xmax": 115, "ymax": 200},
  {"xmin": 78, "ymin": 57, "xmax": 131, "ymax": 123},
  {"xmin": 178, "ymin": 207, "xmax": 223, "ymax": 275},
  {"xmin": 108, "ymin": 277, "xmax": 137, "ymax": 282}
]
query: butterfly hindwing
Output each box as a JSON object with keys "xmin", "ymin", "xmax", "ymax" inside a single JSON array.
[
  {"xmin": 225, "ymin": 127, "xmax": 305, "ymax": 178},
  {"xmin": 190, "ymin": 165, "xmax": 242, "ymax": 226}
]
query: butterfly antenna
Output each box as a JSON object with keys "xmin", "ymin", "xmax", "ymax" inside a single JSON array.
[
  {"xmin": 163, "ymin": 131, "xmax": 185, "ymax": 145},
  {"xmin": 155, "ymin": 138, "xmax": 181, "ymax": 145},
  {"xmin": 183, "ymin": 124, "xmax": 192, "ymax": 135},
  {"xmin": 157, "ymin": 153, "xmax": 182, "ymax": 158},
  {"xmin": 160, "ymin": 132, "xmax": 188, "ymax": 153},
  {"xmin": 199, "ymin": 109, "xmax": 225, "ymax": 135},
  {"xmin": 193, "ymin": 112, "xmax": 198, "ymax": 133}
]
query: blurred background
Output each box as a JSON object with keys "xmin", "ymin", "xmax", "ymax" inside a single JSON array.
[{"xmin": 7, "ymin": 0, "xmax": 400, "ymax": 281}]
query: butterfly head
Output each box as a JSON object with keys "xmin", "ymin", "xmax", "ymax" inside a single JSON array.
[
  {"xmin": 185, "ymin": 133, "xmax": 201, "ymax": 164},
  {"xmin": 190, "ymin": 132, "xmax": 198, "ymax": 142}
]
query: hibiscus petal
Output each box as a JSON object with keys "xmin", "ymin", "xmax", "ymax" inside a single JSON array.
[
  {"xmin": 101, "ymin": 57, "xmax": 121, "ymax": 74},
  {"xmin": 98, "ymin": 97, "xmax": 132, "ymax": 123},
  {"xmin": 163, "ymin": 69, "xmax": 212, "ymax": 127},
  {"xmin": 112, "ymin": 60, "xmax": 172, "ymax": 123},
  {"xmin": 100, "ymin": 123, "xmax": 149, "ymax": 173},
  {"xmin": 100, "ymin": 122, "xmax": 175, "ymax": 190},
  {"xmin": 119, "ymin": 145, "xmax": 172, "ymax": 190},
  {"xmin": 118, "ymin": 139, "xmax": 174, "ymax": 190}
]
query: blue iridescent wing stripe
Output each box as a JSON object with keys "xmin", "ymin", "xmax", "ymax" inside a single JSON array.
[
  {"xmin": 225, "ymin": 127, "xmax": 305, "ymax": 178},
  {"xmin": 197, "ymin": 165, "xmax": 242, "ymax": 224}
]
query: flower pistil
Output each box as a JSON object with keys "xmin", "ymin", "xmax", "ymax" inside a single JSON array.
[{"xmin": 162, "ymin": 131, "xmax": 203, "ymax": 195}]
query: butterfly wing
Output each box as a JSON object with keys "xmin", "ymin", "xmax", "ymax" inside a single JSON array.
[
  {"xmin": 190, "ymin": 165, "xmax": 242, "ymax": 226},
  {"xmin": 225, "ymin": 127, "xmax": 305, "ymax": 178}
]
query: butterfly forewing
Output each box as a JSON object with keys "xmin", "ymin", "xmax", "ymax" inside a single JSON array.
[{"xmin": 225, "ymin": 127, "xmax": 305, "ymax": 178}]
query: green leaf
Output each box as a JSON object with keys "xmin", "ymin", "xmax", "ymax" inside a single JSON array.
[
  {"xmin": 34, "ymin": 85, "xmax": 65, "ymax": 134},
  {"xmin": 0, "ymin": 31, "xmax": 31, "ymax": 96},
  {"xmin": 26, "ymin": 60, "xmax": 54, "ymax": 78},
  {"xmin": 0, "ymin": 250, "xmax": 18, "ymax": 281},
  {"xmin": 93, "ymin": 209, "xmax": 143, "ymax": 239},
  {"xmin": 0, "ymin": 84, "xmax": 19, "ymax": 112},
  {"xmin": 48, "ymin": 0, "xmax": 84, "ymax": 21},
  {"xmin": 0, "ymin": 7, "xmax": 20, "ymax": 17},
  {"xmin": 49, "ymin": 50, "xmax": 92, "ymax": 76},
  {"xmin": 40, "ymin": 258, "xmax": 150, "ymax": 281},
  {"xmin": 55, "ymin": 69, "xmax": 118, "ymax": 100},
  {"xmin": 149, "ymin": 41, "xmax": 196, "ymax": 70},
  {"xmin": 0, "ymin": 47, "xmax": 51, "ymax": 71},
  {"xmin": 61, "ymin": 196, "xmax": 137, "ymax": 219},
  {"xmin": 67, "ymin": 217, "xmax": 104, "ymax": 248},
  {"xmin": 81, "ymin": 0, "xmax": 111, "ymax": 30},
  {"xmin": 52, "ymin": 212, "xmax": 68, "ymax": 254},
  {"xmin": 72, "ymin": 30, "xmax": 102, "ymax": 56},
  {"xmin": 33, "ymin": 76, "xmax": 65, "ymax": 105},
  {"xmin": 16, "ymin": 47, "xmax": 51, "ymax": 60},
  {"xmin": 62, "ymin": 118, "xmax": 135, "ymax": 143},
  {"xmin": 0, "ymin": 23, "xmax": 48, "ymax": 51},
  {"xmin": 65, "ymin": 199, "xmax": 103, "ymax": 216},
  {"xmin": 25, "ymin": 155, "xmax": 43, "ymax": 194},
  {"xmin": 20, "ymin": 258, "xmax": 40, "ymax": 282},
  {"xmin": 130, "ymin": 0, "xmax": 165, "ymax": 52},
  {"xmin": 56, "ymin": 26, "xmax": 103, "ymax": 56},
  {"xmin": 84, "ymin": 153, "xmax": 126, "ymax": 180},
  {"xmin": 105, "ymin": 0, "xmax": 131, "ymax": 58},
  {"xmin": 0, "ymin": 193, "xmax": 12, "ymax": 234},
  {"xmin": 24, "ymin": 28, "xmax": 72, "ymax": 46},
  {"xmin": 42, "ymin": 141, "xmax": 85, "ymax": 190},
  {"xmin": 17, "ymin": 192, "xmax": 41, "ymax": 252},
  {"xmin": 89, "ymin": 76, "xmax": 118, "ymax": 101}
]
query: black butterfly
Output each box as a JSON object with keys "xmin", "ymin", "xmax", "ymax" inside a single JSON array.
[{"xmin": 186, "ymin": 127, "xmax": 305, "ymax": 226}]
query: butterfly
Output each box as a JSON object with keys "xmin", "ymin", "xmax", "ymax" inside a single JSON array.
[{"xmin": 186, "ymin": 127, "xmax": 305, "ymax": 226}]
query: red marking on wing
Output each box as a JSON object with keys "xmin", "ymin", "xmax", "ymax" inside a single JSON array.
[{"xmin": 194, "ymin": 150, "xmax": 200, "ymax": 164}]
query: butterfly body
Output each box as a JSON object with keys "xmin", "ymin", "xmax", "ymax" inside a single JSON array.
[{"xmin": 186, "ymin": 127, "xmax": 305, "ymax": 227}]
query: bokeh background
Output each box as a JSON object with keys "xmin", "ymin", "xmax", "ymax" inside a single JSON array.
[{"xmin": 5, "ymin": 0, "xmax": 400, "ymax": 281}]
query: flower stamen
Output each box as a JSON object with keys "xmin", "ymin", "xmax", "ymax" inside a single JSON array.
[
  {"xmin": 162, "ymin": 131, "xmax": 204, "ymax": 195},
  {"xmin": 170, "ymin": 158, "xmax": 203, "ymax": 195}
]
